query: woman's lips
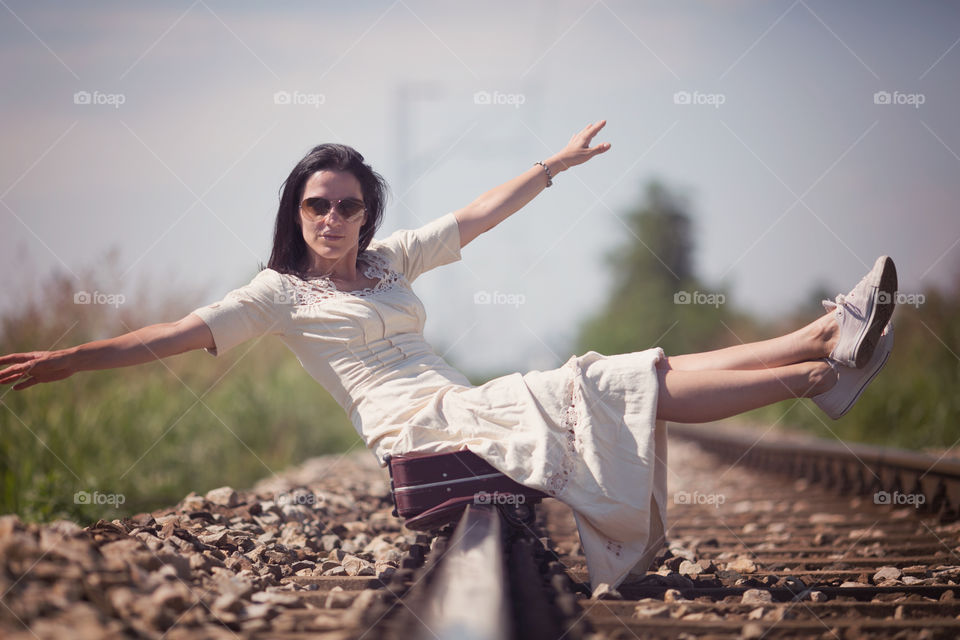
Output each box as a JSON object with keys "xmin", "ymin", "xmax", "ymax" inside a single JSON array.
[{"xmin": 320, "ymin": 234, "xmax": 343, "ymax": 239}]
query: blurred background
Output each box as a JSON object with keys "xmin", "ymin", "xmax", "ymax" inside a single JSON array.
[{"xmin": 1, "ymin": 0, "xmax": 958, "ymax": 522}]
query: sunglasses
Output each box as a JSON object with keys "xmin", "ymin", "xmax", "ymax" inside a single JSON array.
[{"xmin": 300, "ymin": 197, "xmax": 366, "ymax": 221}]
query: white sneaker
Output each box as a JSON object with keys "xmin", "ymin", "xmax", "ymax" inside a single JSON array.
[
  {"xmin": 823, "ymin": 256, "xmax": 897, "ymax": 368},
  {"xmin": 813, "ymin": 322, "xmax": 893, "ymax": 420}
]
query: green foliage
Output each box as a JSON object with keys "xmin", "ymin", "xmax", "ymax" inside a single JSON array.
[
  {"xmin": 746, "ymin": 280, "xmax": 960, "ymax": 450},
  {"xmin": 576, "ymin": 180, "xmax": 756, "ymax": 358},
  {"xmin": 576, "ymin": 178, "xmax": 959, "ymax": 452},
  {"xmin": 0, "ymin": 256, "xmax": 361, "ymax": 523}
]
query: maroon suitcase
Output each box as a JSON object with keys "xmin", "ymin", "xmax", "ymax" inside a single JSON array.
[{"xmin": 386, "ymin": 449, "xmax": 548, "ymax": 531}]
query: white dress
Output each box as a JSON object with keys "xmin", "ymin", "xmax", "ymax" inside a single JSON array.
[{"xmin": 190, "ymin": 212, "xmax": 669, "ymax": 594}]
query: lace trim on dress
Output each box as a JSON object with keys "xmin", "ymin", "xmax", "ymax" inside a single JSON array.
[
  {"xmin": 605, "ymin": 539, "xmax": 623, "ymax": 557},
  {"xmin": 284, "ymin": 252, "xmax": 402, "ymax": 305},
  {"xmin": 545, "ymin": 358, "xmax": 583, "ymax": 497}
]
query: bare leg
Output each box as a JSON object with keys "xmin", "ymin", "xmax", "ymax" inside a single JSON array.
[
  {"xmin": 655, "ymin": 360, "xmax": 835, "ymax": 423},
  {"xmin": 665, "ymin": 310, "xmax": 838, "ymax": 372}
]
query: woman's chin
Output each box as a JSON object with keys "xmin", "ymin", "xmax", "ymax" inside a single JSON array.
[{"xmin": 309, "ymin": 245, "xmax": 351, "ymax": 260}]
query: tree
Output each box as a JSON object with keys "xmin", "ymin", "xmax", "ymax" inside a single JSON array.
[{"xmin": 575, "ymin": 180, "xmax": 741, "ymax": 357}]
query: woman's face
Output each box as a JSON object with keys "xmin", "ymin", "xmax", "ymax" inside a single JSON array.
[{"xmin": 298, "ymin": 170, "xmax": 367, "ymax": 265}]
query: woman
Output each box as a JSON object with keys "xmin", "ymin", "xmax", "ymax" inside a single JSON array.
[{"xmin": 0, "ymin": 120, "xmax": 897, "ymax": 594}]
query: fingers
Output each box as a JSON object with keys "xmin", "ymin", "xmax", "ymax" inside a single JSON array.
[
  {"xmin": 0, "ymin": 352, "xmax": 36, "ymax": 366},
  {"xmin": 578, "ymin": 120, "xmax": 607, "ymax": 148},
  {"xmin": 583, "ymin": 119, "xmax": 606, "ymax": 138},
  {"xmin": 589, "ymin": 141, "xmax": 611, "ymax": 156},
  {"xmin": 0, "ymin": 357, "xmax": 38, "ymax": 385},
  {"xmin": 0, "ymin": 367, "xmax": 30, "ymax": 385},
  {"xmin": 12, "ymin": 377, "xmax": 39, "ymax": 391},
  {"xmin": 579, "ymin": 143, "xmax": 610, "ymax": 162}
]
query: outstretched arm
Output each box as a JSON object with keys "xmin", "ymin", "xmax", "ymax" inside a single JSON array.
[
  {"xmin": 0, "ymin": 313, "xmax": 214, "ymax": 391},
  {"xmin": 453, "ymin": 120, "xmax": 611, "ymax": 249}
]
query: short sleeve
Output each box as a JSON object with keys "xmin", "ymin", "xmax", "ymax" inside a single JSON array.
[
  {"xmin": 189, "ymin": 269, "xmax": 286, "ymax": 357},
  {"xmin": 371, "ymin": 213, "xmax": 462, "ymax": 283}
]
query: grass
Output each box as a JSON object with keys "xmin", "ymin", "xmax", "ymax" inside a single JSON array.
[
  {"xmin": 0, "ymin": 258, "xmax": 362, "ymax": 523},
  {"xmin": 741, "ymin": 281, "xmax": 960, "ymax": 454}
]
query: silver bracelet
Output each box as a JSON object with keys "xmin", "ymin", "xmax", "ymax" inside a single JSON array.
[{"xmin": 535, "ymin": 160, "xmax": 553, "ymax": 187}]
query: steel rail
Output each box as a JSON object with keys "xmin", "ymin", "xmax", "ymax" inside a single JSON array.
[
  {"xmin": 417, "ymin": 504, "xmax": 509, "ymax": 640},
  {"xmin": 669, "ymin": 422, "xmax": 960, "ymax": 521}
]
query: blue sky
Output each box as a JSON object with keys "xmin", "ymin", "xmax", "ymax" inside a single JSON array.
[{"xmin": 2, "ymin": 0, "xmax": 958, "ymax": 375}]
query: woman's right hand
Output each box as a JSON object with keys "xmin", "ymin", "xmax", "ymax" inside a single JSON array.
[
  {"xmin": 0, "ymin": 349, "xmax": 79, "ymax": 391},
  {"xmin": 0, "ymin": 316, "xmax": 216, "ymax": 391}
]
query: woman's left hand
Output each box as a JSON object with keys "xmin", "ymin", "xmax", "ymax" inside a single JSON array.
[{"xmin": 547, "ymin": 120, "xmax": 611, "ymax": 173}]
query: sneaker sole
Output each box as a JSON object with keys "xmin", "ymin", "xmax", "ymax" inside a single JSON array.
[
  {"xmin": 854, "ymin": 256, "xmax": 898, "ymax": 369},
  {"xmin": 834, "ymin": 333, "xmax": 893, "ymax": 418}
]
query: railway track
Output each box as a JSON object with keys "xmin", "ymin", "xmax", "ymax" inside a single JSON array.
[
  {"xmin": 367, "ymin": 423, "xmax": 960, "ymax": 640},
  {"xmin": 4, "ymin": 422, "xmax": 960, "ymax": 639}
]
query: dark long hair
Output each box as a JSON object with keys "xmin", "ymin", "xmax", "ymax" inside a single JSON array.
[{"xmin": 264, "ymin": 144, "xmax": 388, "ymax": 276}]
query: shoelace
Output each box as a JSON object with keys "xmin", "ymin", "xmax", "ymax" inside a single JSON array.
[{"xmin": 822, "ymin": 293, "xmax": 865, "ymax": 321}]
